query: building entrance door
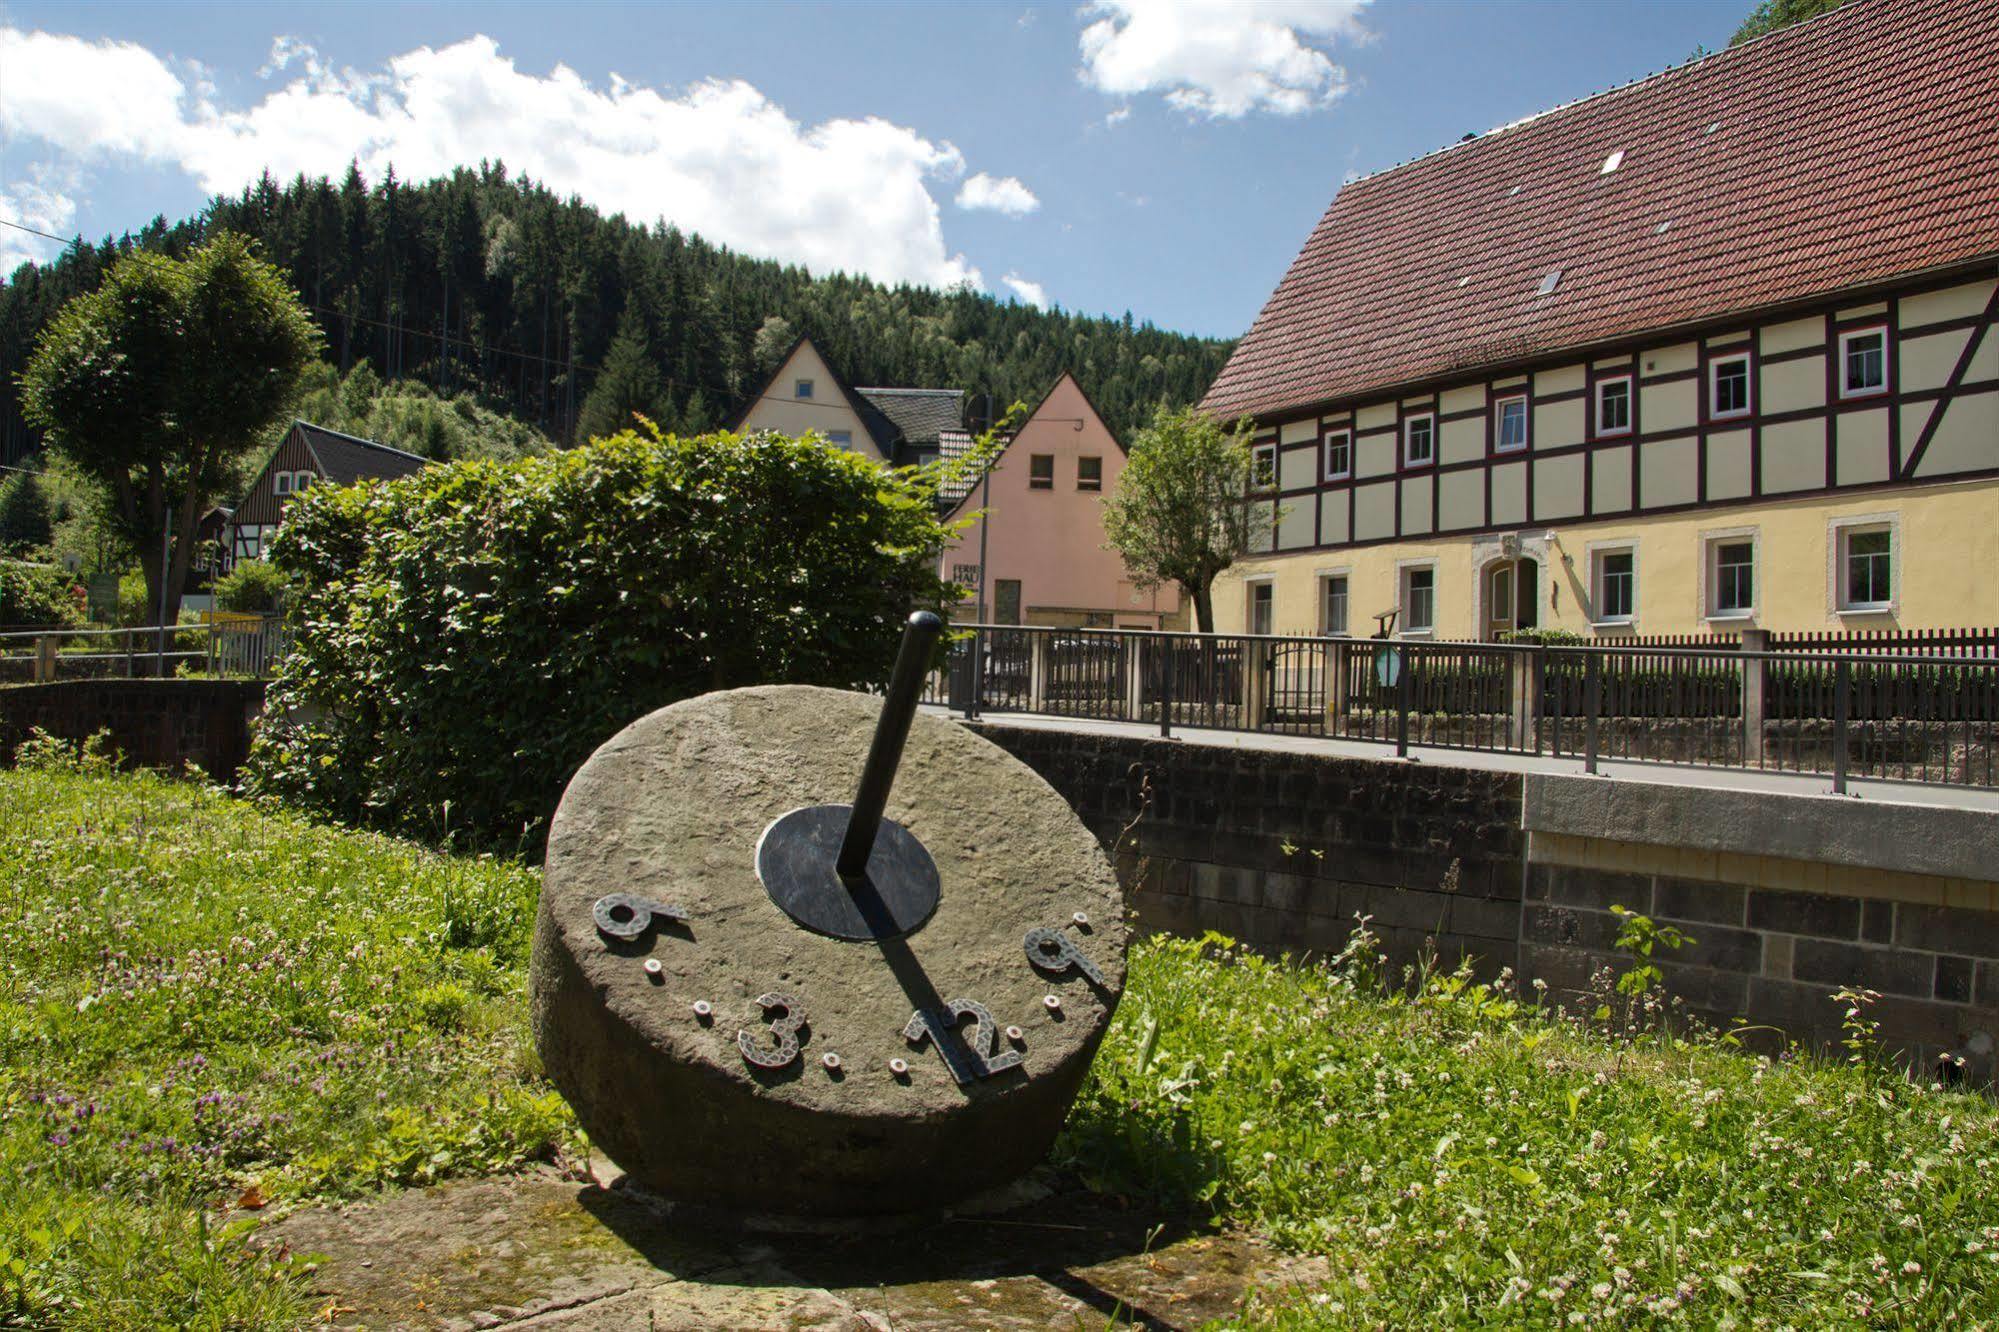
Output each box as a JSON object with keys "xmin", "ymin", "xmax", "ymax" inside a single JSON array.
[{"xmin": 1483, "ymin": 557, "xmax": 1539, "ymax": 639}]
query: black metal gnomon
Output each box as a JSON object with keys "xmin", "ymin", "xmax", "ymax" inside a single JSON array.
[{"xmin": 754, "ymin": 611, "xmax": 945, "ymax": 941}]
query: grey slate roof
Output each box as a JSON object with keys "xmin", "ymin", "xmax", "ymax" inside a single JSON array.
[
  {"xmin": 296, "ymin": 421, "xmax": 431, "ymax": 486},
  {"xmin": 855, "ymin": 388, "xmax": 965, "ymax": 447}
]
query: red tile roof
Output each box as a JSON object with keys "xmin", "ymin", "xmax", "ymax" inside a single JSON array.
[{"xmin": 1200, "ymin": 0, "xmax": 1999, "ymax": 423}]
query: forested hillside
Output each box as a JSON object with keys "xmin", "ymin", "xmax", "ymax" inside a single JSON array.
[{"xmin": 0, "ymin": 165, "xmax": 1233, "ymax": 466}]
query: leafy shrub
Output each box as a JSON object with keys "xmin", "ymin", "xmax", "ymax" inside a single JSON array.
[
  {"xmin": 1497, "ymin": 626, "xmax": 1586, "ymax": 646},
  {"xmin": 413, "ymin": 981, "xmax": 476, "ymax": 1032},
  {"xmin": 11, "ymin": 727, "xmax": 118, "ymax": 774},
  {"xmin": 211, "ymin": 558, "xmax": 287, "ymax": 613},
  {"xmin": 0, "ymin": 559, "xmax": 79, "ymax": 629},
  {"xmin": 245, "ymin": 422, "xmax": 958, "ymax": 852},
  {"xmin": 114, "ymin": 568, "xmax": 152, "ymax": 626}
]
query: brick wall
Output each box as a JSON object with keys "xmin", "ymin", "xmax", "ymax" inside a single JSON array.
[
  {"xmin": 971, "ymin": 724, "xmax": 1526, "ymax": 978},
  {"xmin": 0, "ymin": 680, "xmax": 266, "ymax": 781}
]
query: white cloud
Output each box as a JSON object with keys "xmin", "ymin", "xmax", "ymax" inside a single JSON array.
[
  {"xmin": 0, "ymin": 27, "xmax": 999, "ymax": 291},
  {"xmin": 0, "ymin": 165, "xmax": 79, "ymax": 272},
  {"xmin": 955, "ymin": 172, "xmax": 1039, "ymax": 217},
  {"xmin": 1002, "ymin": 272, "xmax": 1047, "ymax": 308},
  {"xmin": 1103, "ymin": 105, "xmax": 1132, "ymax": 129},
  {"xmin": 1077, "ymin": 0, "xmax": 1370, "ymax": 119}
]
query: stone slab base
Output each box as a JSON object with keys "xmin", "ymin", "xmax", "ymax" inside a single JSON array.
[{"xmin": 267, "ymin": 1167, "xmax": 1323, "ymax": 1331}]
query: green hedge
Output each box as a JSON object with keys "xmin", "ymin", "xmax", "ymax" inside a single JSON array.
[
  {"xmin": 245, "ymin": 424, "xmax": 957, "ymax": 852},
  {"xmin": 0, "ymin": 559, "xmax": 79, "ymax": 628}
]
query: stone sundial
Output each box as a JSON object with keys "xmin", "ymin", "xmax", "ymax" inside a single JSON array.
[{"xmin": 530, "ymin": 613, "xmax": 1127, "ymax": 1217}]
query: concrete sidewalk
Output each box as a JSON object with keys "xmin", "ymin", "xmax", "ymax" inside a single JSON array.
[{"xmin": 923, "ymin": 703, "xmax": 1999, "ymax": 815}]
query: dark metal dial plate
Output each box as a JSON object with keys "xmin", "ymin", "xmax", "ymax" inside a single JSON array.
[{"xmin": 754, "ymin": 804, "xmax": 941, "ymax": 942}]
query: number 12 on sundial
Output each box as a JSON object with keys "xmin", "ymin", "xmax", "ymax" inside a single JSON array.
[{"xmin": 903, "ymin": 999, "xmax": 1023, "ymax": 1084}]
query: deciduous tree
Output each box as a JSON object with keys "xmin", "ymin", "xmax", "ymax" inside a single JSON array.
[
  {"xmin": 20, "ymin": 234, "xmax": 320, "ymax": 625},
  {"xmin": 1100, "ymin": 405, "xmax": 1265, "ymax": 633}
]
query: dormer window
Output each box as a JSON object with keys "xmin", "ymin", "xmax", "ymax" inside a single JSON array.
[{"xmin": 795, "ymin": 378, "xmax": 815, "ymax": 400}]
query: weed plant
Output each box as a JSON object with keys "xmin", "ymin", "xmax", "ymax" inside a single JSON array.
[
  {"xmin": 1061, "ymin": 928, "xmax": 1999, "ymax": 1328},
  {"xmin": 0, "ymin": 749, "xmax": 572, "ymax": 1327}
]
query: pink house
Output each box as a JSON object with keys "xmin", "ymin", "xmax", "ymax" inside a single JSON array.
[{"xmin": 940, "ymin": 373, "xmax": 1181, "ymax": 629}]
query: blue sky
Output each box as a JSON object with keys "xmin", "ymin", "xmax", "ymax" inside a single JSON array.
[{"xmin": 0, "ymin": 1, "xmax": 1753, "ymax": 338}]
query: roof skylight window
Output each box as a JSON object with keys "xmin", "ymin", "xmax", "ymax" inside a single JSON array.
[
  {"xmin": 1537, "ymin": 269, "xmax": 1563, "ymax": 297},
  {"xmin": 1601, "ymin": 149, "xmax": 1625, "ymax": 174}
]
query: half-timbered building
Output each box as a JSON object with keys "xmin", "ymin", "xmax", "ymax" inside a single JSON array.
[
  {"xmin": 1202, "ymin": 0, "xmax": 1999, "ymax": 640},
  {"xmin": 228, "ymin": 420, "xmax": 429, "ymax": 566}
]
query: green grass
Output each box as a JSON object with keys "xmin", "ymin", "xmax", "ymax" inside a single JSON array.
[
  {"xmin": 4, "ymin": 758, "xmax": 1997, "ymax": 1328},
  {"xmin": 0, "ymin": 753, "xmax": 574, "ymax": 1328},
  {"xmin": 1062, "ymin": 933, "xmax": 1999, "ymax": 1329}
]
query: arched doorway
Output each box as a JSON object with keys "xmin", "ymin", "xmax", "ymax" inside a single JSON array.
[{"xmin": 1482, "ymin": 556, "xmax": 1540, "ymax": 640}]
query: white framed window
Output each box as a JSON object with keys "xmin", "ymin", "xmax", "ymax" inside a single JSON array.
[
  {"xmin": 1322, "ymin": 429, "xmax": 1352, "ymax": 480},
  {"xmin": 273, "ymin": 471, "xmax": 292, "ymax": 495},
  {"xmin": 795, "ymin": 378, "xmax": 815, "ymax": 400},
  {"xmin": 1493, "ymin": 395, "xmax": 1529, "ymax": 453},
  {"xmin": 1595, "ymin": 375, "xmax": 1633, "ymax": 436},
  {"xmin": 1319, "ymin": 573, "xmax": 1350, "ymax": 636},
  {"xmin": 1710, "ymin": 354, "xmax": 1752, "ymax": 419},
  {"xmin": 1839, "ymin": 326, "xmax": 1888, "ymax": 398},
  {"xmin": 1399, "ymin": 563, "xmax": 1436, "ymax": 635},
  {"xmin": 1246, "ymin": 578, "xmax": 1275, "ymax": 636},
  {"xmin": 1832, "ymin": 519, "xmax": 1895, "ymax": 612},
  {"xmin": 1592, "ymin": 546, "xmax": 1636, "ymax": 624},
  {"xmin": 1402, "ymin": 413, "xmax": 1435, "ymax": 467},
  {"xmin": 1705, "ymin": 536, "xmax": 1757, "ymax": 618},
  {"xmin": 1251, "ymin": 442, "xmax": 1278, "ymax": 491}
]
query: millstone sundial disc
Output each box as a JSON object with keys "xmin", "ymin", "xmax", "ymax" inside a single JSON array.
[{"xmin": 529, "ymin": 683, "xmax": 1127, "ymax": 1218}]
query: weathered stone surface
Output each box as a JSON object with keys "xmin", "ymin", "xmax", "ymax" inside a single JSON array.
[
  {"xmin": 268, "ymin": 1168, "xmax": 1322, "ymax": 1331},
  {"xmin": 532, "ymin": 686, "xmax": 1127, "ymax": 1216}
]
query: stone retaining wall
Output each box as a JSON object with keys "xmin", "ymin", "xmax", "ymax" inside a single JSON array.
[
  {"xmin": 0, "ymin": 679, "xmax": 266, "ymax": 781},
  {"xmin": 972, "ymin": 720, "xmax": 1999, "ymax": 1080},
  {"xmin": 971, "ymin": 724, "xmax": 1526, "ymax": 981}
]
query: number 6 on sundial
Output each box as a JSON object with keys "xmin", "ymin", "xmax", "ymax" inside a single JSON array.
[{"xmin": 903, "ymin": 999, "xmax": 1023, "ymax": 1084}]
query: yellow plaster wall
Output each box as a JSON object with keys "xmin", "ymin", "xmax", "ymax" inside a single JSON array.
[{"xmin": 1214, "ymin": 477, "xmax": 1999, "ymax": 639}]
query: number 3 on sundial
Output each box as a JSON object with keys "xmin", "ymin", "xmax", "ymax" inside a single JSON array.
[
  {"xmin": 739, "ymin": 992, "xmax": 807, "ymax": 1069},
  {"xmin": 903, "ymin": 999, "xmax": 1023, "ymax": 1084}
]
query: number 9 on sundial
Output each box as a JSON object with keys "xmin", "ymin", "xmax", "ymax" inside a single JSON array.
[{"xmin": 531, "ymin": 613, "xmax": 1128, "ymax": 1218}]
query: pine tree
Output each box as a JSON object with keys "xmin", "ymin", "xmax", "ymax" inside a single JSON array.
[
  {"xmin": 575, "ymin": 311, "xmax": 667, "ymax": 442},
  {"xmin": 0, "ymin": 471, "xmax": 54, "ymax": 552}
]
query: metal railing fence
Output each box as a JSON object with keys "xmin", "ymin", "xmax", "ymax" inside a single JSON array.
[
  {"xmin": 0, "ymin": 614, "xmax": 289, "ymax": 684},
  {"xmin": 923, "ymin": 624, "xmax": 1999, "ymax": 791}
]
